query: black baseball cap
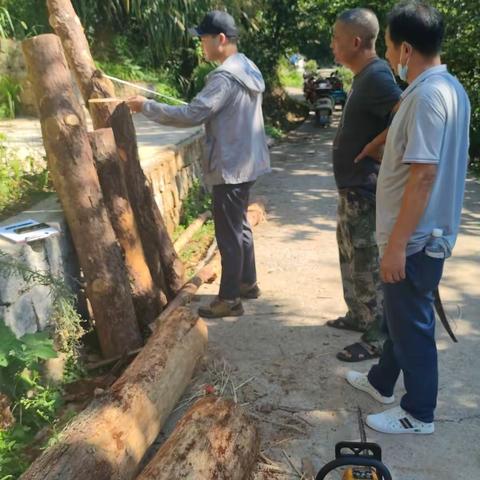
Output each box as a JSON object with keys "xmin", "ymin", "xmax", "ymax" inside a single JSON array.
[{"xmin": 189, "ymin": 10, "xmax": 239, "ymax": 38}]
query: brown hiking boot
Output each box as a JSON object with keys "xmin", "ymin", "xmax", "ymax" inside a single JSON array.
[
  {"xmin": 239, "ymin": 283, "xmax": 261, "ymax": 299},
  {"xmin": 198, "ymin": 298, "xmax": 244, "ymax": 318}
]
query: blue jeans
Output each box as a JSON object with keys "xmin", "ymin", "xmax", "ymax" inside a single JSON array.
[{"xmin": 367, "ymin": 250, "xmax": 445, "ymax": 423}]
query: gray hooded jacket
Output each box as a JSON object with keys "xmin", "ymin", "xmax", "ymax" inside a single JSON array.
[{"xmin": 142, "ymin": 53, "xmax": 271, "ymax": 186}]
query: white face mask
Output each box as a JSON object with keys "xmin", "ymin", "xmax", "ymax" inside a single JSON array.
[{"xmin": 397, "ymin": 43, "xmax": 410, "ymax": 82}]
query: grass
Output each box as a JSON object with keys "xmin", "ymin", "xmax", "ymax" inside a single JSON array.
[
  {"xmin": 0, "ymin": 75, "xmax": 22, "ymax": 119},
  {"xmin": 179, "ymin": 221, "xmax": 215, "ymax": 278}
]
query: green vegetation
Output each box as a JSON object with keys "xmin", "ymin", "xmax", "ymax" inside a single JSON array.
[
  {"xmin": 265, "ymin": 124, "xmax": 284, "ymax": 140},
  {"xmin": 277, "ymin": 57, "xmax": 303, "ymax": 89},
  {"xmin": 0, "ymin": 137, "xmax": 52, "ymax": 220},
  {"xmin": 178, "ymin": 179, "xmax": 212, "ymax": 228},
  {"xmin": 171, "ymin": 180, "xmax": 214, "ymax": 277},
  {"xmin": 0, "ymin": 252, "xmax": 85, "ymax": 479},
  {"xmin": 335, "ymin": 66, "xmax": 354, "ymax": 93},
  {"xmin": 0, "ymin": 319, "xmax": 61, "ymax": 477},
  {"xmin": 0, "ymin": 76, "xmax": 21, "ymax": 119},
  {"xmin": 304, "ymin": 59, "xmax": 318, "ymax": 75}
]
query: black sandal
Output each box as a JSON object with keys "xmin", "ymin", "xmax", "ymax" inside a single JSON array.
[
  {"xmin": 336, "ymin": 342, "xmax": 381, "ymax": 362},
  {"xmin": 326, "ymin": 316, "xmax": 364, "ymax": 333}
]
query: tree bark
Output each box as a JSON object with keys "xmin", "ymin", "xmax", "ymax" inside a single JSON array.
[
  {"xmin": 22, "ymin": 34, "xmax": 142, "ymax": 358},
  {"xmin": 89, "ymin": 128, "xmax": 166, "ymax": 327},
  {"xmin": 110, "ymin": 103, "xmax": 185, "ymax": 299},
  {"xmin": 136, "ymin": 397, "xmax": 259, "ymax": 480},
  {"xmin": 20, "ymin": 307, "xmax": 208, "ymax": 480},
  {"xmin": 46, "ymin": 0, "xmax": 116, "ymax": 128}
]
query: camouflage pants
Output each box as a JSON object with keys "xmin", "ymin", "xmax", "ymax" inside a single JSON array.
[{"xmin": 336, "ymin": 189, "xmax": 383, "ymax": 344}]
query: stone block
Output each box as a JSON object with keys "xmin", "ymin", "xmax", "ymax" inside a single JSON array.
[{"xmin": 0, "ymin": 195, "xmax": 80, "ymax": 338}]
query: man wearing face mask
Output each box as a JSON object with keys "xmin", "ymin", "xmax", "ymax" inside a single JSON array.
[
  {"xmin": 328, "ymin": 8, "xmax": 401, "ymax": 362},
  {"xmin": 127, "ymin": 11, "xmax": 270, "ymax": 318},
  {"xmin": 345, "ymin": 1, "xmax": 470, "ymax": 434}
]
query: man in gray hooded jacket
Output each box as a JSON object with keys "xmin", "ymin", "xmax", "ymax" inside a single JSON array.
[{"xmin": 127, "ymin": 11, "xmax": 270, "ymax": 318}]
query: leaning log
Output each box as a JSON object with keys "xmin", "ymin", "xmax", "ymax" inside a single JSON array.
[
  {"xmin": 20, "ymin": 307, "xmax": 208, "ymax": 480},
  {"xmin": 111, "ymin": 103, "xmax": 185, "ymax": 299},
  {"xmin": 136, "ymin": 397, "xmax": 259, "ymax": 480},
  {"xmin": 89, "ymin": 128, "xmax": 166, "ymax": 326},
  {"xmin": 46, "ymin": 0, "xmax": 116, "ymax": 128},
  {"xmin": 22, "ymin": 34, "xmax": 142, "ymax": 358},
  {"xmin": 174, "ymin": 210, "xmax": 212, "ymax": 253}
]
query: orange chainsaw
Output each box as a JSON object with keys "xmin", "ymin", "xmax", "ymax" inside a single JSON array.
[{"xmin": 315, "ymin": 408, "xmax": 392, "ymax": 480}]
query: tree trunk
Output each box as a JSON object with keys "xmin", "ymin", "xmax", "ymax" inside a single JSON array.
[
  {"xmin": 136, "ymin": 397, "xmax": 259, "ymax": 480},
  {"xmin": 89, "ymin": 128, "xmax": 166, "ymax": 327},
  {"xmin": 46, "ymin": 0, "xmax": 116, "ymax": 128},
  {"xmin": 20, "ymin": 307, "xmax": 208, "ymax": 480},
  {"xmin": 22, "ymin": 34, "xmax": 142, "ymax": 358},
  {"xmin": 110, "ymin": 103, "xmax": 185, "ymax": 299}
]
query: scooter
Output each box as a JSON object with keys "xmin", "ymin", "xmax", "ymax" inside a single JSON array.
[{"xmin": 313, "ymin": 81, "xmax": 334, "ymax": 127}]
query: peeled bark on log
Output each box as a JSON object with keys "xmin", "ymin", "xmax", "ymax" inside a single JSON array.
[
  {"xmin": 136, "ymin": 397, "xmax": 259, "ymax": 480},
  {"xmin": 22, "ymin": 34, "xmax": 142, "ymax": 358},
  {"xmin": 46, "ymin": 0, "xmax": 115, "ymax": 128},
  {"xmin": 20, "ymin": 307, "xmax": 208, "ymax": 480},
  {"xmin": 110, "ymin": 103, "xmax": 185, "ymax": 299},
  {"xmin": 88, "ymin": 97, "xmax": 122, "ymax": 130},
  {"xmin": 89, "ymin": 128, "xmax": 166, "ymax": 326}
]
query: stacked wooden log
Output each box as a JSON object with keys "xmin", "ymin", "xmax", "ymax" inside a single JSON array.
[
  {"xmin": 19, "ymin": 2, "xmax": 262, "ymax": 478},
  {"xmin": 23, "ymin": 1, "xmax": 186, "ymax": 358}
]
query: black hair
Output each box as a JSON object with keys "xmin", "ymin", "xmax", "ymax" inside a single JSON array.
[{"xmin": 387, "ymin": 1, "xmax": 444, "ymax": 56}]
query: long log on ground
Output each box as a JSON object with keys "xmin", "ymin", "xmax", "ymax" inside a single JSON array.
[
  {"xmin": 22, "ymin": 34, "xmax": 142, "ymax": 358},
  {"xmin": 111, "ymin": 103, "xmax": 185, "ymax": 299},
  {"xmin": 150, "ymin": 263, "xmax": 217, "ymax": 333},
  {"xmin": 136, "ymin": 397, "xmax": 259, "ymax": 480},
  {"xmin": 89, "ymin": 128, "xmax": 166, "ymax": 326},
  {"xmin": 46, "ymin": 0, "xmax": 116, "ymax": 128},
  {"xmin": 174, "ymin": 210, "xmax": 212, "ymax": 253},
  {"xmin": 247, "ymin": 197, "xmax": 267, "ymax": 227},
  {"xmin": 20, "ymin": 307, "xmax": 208, "ymax": 480}
]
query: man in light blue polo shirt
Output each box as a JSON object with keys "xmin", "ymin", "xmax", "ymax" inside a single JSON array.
[{"xmin": 345, "ymin": 1, "xmax": 470, "ymax": 434}]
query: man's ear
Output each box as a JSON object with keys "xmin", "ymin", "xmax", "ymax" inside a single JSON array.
[
  {"xmin": 353, "ymin": 36, "xmax": 362, "ymax": 49},
  {"xmin": 218, "ymin": 33, "xmax": 228, "ymax": 46}
]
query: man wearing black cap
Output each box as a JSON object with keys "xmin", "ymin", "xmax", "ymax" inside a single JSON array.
[{"xmin": 127, "ymin": 11, "xmax": 270, "ymax": 318}]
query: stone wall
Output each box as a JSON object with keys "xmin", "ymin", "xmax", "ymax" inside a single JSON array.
[
  {"xmin": 143, "ymin": 133, "xmax": 204, "ymax": 235},
  {"xmin": 0, "ymin": 38, "xmax": 37, "ymax": 115}
]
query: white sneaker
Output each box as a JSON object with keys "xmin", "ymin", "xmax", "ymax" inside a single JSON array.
[
  {"xmin": 345, "ymin": 371, "xmax": 395, "ymax": 405},
  {"xmin": 366, "ymin": 406, "xmax": 434, "ymax": 435}
]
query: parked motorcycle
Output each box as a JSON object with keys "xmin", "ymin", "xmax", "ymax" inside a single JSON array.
[
  {"xmin": 313, "ymin": 79, "xmax": 334, "ymax": 127},
  {"xmin": 303, "ymin": 73, "xmax": 335, "ymax": 127}
]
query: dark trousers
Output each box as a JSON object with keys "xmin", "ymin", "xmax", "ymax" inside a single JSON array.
[
  {"xmin": 368, "ymin": 250, "xmax": 444, "ymax": 423},
  {"xmin": 212, "ymin": 182, "xmax": 257, "ymax": 300}
]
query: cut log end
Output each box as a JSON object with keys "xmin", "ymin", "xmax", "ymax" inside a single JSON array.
[{"xmin": 136, "ymin": 397, "xmax": 259, "ymax": 480}]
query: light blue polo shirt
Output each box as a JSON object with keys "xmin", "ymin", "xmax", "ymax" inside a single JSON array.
[{"xmin": 376, "ymin": 65, "xmax": 471, "ymax": 256}]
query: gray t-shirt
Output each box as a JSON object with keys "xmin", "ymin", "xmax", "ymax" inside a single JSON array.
[
  {"xmin": 333, "ymin": 58, "xmax": 401, "ymax": 196},
  {"xmin": 376, "ymin": 65, "xmax": 471, "ymax": 256}
]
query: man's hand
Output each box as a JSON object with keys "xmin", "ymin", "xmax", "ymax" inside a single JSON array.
[
  {"xmin": 354, "ymin": 141, "xmax": 383, "ymax": 163},
  {"xmin": 380, "ymin": 242, "xmax": 406, "ymax": 283},
  {"xmin": 126, "ymin": 95, "xmax": 147, "ymax": 113}
]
